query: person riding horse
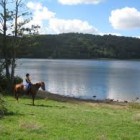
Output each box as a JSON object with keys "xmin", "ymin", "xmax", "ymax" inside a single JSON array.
[
  {"xmin": 25, "ymin": 73, "xmax": 32, "ymax": 94},
  {"xmin": 14, "ymin": 81, "xmax": 46, "ymax": 105},
  {"xmin": 14, "ymin": 73, "xmax": 46, "ymax": 105}
]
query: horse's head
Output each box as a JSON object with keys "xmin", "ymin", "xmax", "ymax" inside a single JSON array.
[
  {"xmin": 34, "ymin": 82, "xmax": 45, "ymax": 91},
  {"xmin": 40, "ymin": 82, "xmax": 45, "ymax": 90}
]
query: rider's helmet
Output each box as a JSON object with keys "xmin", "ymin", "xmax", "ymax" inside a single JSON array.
[{"xmin": 26, "ymin": 73, "xmax": 30, "ymax": 77}]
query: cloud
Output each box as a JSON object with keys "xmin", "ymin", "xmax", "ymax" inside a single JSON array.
[
  {"xmin": 27, "ymin": 1, "xmax": 43, "ymax": 10},
  {"xmin": 47, "ymin": 18, "xmax": 98, "ymax": 34},
  {"xmin": 27, "ymin": 1, "xmax": 55, "ymax": 27},
  {"xmin": 109, "ymin": 7, "xmax": 140, "ymax": 30},
  {"xmin": 99, "ymin": 32, "xmax": 121, "ymax": 36},
  {"xmin": 26, "ymin": 1, "xmax": 99, "ymax": 35},
  {"xmin": 58, "ymin": 0, "xmax": 103, "ymax": 5}
]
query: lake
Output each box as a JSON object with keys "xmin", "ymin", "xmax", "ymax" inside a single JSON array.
[{"xmin": 15, "ymin": 59, "xmax": 140, "ymax": 102}]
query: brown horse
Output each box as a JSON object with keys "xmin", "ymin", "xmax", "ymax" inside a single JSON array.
[{"xmin": 14, "ymin": 82, "xmax": 45, "ymax": 105}]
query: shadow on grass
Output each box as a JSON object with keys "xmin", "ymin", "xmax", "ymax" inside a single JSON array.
[
  {"xmin": 24, "ymin": 103, "xmax": 66, "ymax": 109},
  {"xmin": 6, "ymin": 111, "xmax": 24, "ymax": 116},
  {"xmin": 0, "ymin": 111, "xmax": 24, "ymax": 119}
]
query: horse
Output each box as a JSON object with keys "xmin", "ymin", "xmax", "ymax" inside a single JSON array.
[{"xmin": 14, "ymin": 82, "xmax": 45, "ymax": 105}]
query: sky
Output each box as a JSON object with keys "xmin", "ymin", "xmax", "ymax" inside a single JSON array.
[{"xmin": 25, "ymin": 0, "xmax": 140, "ymax": 38}]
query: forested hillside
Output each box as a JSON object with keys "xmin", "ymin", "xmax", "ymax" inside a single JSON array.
[{"xmin": 16, "ymin": 33, "xmax": 140, "ymax": 59}]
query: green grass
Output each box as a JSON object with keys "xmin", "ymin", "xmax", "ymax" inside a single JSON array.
[{"xmin": 0, "ymin": 96, "xmax": 140, "ymax": 140}]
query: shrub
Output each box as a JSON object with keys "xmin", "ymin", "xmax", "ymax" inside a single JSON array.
[
  {"xmin": 0, "ymin": 75, "xmax": 9, "ymax": 91},
  {"xmin": 0, "ymin": 75, "xmax": 23, "ymax": 92},
  {"xmin": 14, "ymin": 76, "xmax": 23, "ymax": 84}
]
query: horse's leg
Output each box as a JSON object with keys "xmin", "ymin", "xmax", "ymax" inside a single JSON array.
[
  {"xmin": 32, "ymin": 93, "xmax": 35, "ymax": 106},
  {"xmin": 16, "ymin": 92, "xmax": 19, "ymax": 102},
  {"xmin": 14, "ymin": 91, "xmax": 19, "ymax": 102},
  {"xmin": 14, "ymin": 90, "xmax": 16, "ymax": 99}
]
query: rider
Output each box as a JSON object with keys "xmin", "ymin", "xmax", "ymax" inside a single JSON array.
[{"xmin": 25, "ymin": 73, "xmax": 32, "ymax": 94}]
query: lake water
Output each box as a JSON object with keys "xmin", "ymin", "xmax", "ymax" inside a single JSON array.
[{"xmin": 15, "ymin": 59, "xmax": 140, "ymax": 102}]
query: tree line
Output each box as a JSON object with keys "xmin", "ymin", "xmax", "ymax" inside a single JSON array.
[{"xmin": 17, "ymin": 33, "xmax": 140, "ymax": 59}]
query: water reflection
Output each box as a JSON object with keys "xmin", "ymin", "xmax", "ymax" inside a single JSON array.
[
  {"xmin": 43, "ymin": 60, "xmax": 111, "ymax": 100},
  {"xmin": 16, "ymin": 59, "xmax": 140, "ymax": 101},
  {"xmin": 108, "ymin": 62, "xmax": 140, "ymax": 101}
]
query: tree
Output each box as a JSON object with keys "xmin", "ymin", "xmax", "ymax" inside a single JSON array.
[
  {"xmin": 0, "ymin": 0, "xmax": 40, "ymax": 91},
  {"xmin": 0, "ymin": 0, "xmax": 11, "ymax": 79},
  {"xmin": 10, "ymin": 0, "xmax": 31, "ymax": 88}
]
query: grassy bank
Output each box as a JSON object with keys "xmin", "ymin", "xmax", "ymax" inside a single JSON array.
[{"xmin": 0, "ymin": 95, "xmax": 140, "ymax": 140}]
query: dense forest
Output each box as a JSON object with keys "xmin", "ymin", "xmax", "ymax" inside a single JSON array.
[{"xmin": 10, "ymin": 33, "xmax": 140, "ymax": 59}]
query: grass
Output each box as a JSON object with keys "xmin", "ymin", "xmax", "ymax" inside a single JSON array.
[{"xmin": 0, "ymin": 95, "xmax": 140, "ymax": 140}]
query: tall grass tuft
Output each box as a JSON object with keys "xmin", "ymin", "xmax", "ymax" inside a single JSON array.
[
  {"xmin": 0, "ymin": 94, "xmax": 7, "ymax": 118},
  {"xmin": 133, "ymin": 113, "xmax": 140, "ymax": 122},
  {"xmin": 129, "ymin": 102, "xmax": 140, "ymax": 109}
]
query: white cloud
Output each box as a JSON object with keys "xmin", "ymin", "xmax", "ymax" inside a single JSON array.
[
  {"xmin": 99, "ymin": 32, "xmax": 121, "ymax": 36},
  {"xmin": 109, "ymin": 7, "xmax": 140, "ymax": 30},
  {"xmin": 27, "ymin": 1, "xmax": 55, "ymax": 27},
  {"xmin": 136, "ymin": 36, "xmax": 140, "ymax": 39},
  {"xmin": 58, "ymin": 0, "xmax": 103, "ymax": 5},
  {"xmin": 47, "ymin": 18, "xmax": 98, "ymax": 34},
  {"xmin": 26, "ymin": 1, "xmax": 99, "ymax": 35},
  {"xmin": 27, "ymin": 1, "xmax": 42, "ymax": 10}
]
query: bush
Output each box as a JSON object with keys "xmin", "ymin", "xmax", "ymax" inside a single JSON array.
[
  {"xmin": 0, "ymin": 94, "xmax": 7, "ymax": 118},
  {"xmin": 0, "ymin": 76, "xmax": 8, "ymax": 90},
  {"xmin": 0, "ymin": 75, "xmax": 23, "ymax": 92},
  {"xmin": 14, "ymin": 76, "xmax": 23, "ymax": 84}
]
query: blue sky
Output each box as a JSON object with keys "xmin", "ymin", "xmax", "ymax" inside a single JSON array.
[{"xmin": 26, "ymin": 0, "xmax": 140, "ymax": 38}]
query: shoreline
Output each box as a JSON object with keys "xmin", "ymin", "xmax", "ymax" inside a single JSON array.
[
  {"xmin": 18, "ymin": 57, "xmax": 140, "ymax": 61},
  {"xmin": 37, "ymin": 90, "xmax": 133, "ymax": 106}
]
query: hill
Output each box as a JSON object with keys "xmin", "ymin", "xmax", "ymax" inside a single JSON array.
[{"xmin": 4, "ymin": 33, "xmax": 140, "ymax": 59}]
